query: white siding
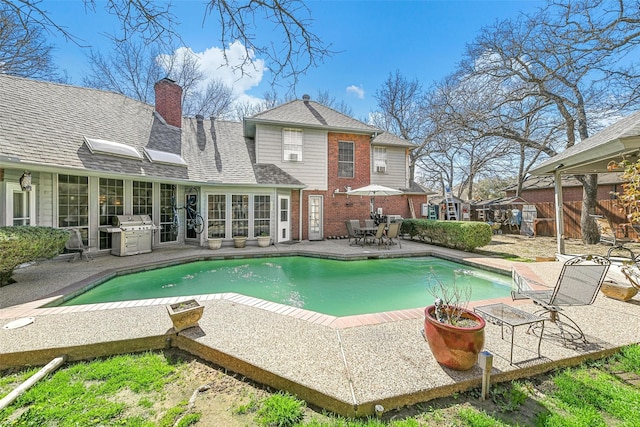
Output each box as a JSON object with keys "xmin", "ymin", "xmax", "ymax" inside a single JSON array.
[
  {"xmin": 37, "ymin": 172, "xmax": 55, "ymax": 227},
  {"xmin": 256, "ymin": 124, "xmax": 328, "ymax": 190},
  {"xmin": 371, "ymin": 146, "xmax": 408, "ymax": 189}
]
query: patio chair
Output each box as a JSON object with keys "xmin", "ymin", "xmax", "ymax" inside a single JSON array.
[
  {"xmin": 621, "ymin": 259, "xmax": 640, "ymax": 291},
  {"xmin": 511, "ymin": 254, "xmax": 610, "ymax": 344},
  {"xmin": 372, "ymin": 223, "xmax": 387, "ymax": 248},
  {"xmin": 345, "ymin": 220, "xmax": 364, "ymax": 246},
  {"xmin": 65, "ymin": 228, "xmax": 92, "ymax": 262},
  {"xmin": 386, "ymin": 221, "xmax": 402, "ymax": 248}
]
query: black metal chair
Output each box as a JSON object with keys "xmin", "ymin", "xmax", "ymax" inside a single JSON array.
[{"xmin": 512, "ymin": 254, "xmax": 610, "ymax": 344}]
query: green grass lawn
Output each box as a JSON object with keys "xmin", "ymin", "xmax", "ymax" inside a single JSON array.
[{"xmin": 1, "ymin": 345, "xmax": 639, "ymax": 426}]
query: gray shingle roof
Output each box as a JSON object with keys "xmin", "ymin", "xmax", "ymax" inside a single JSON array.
[
  {"xmin": 0, "ymin": 75, "xmax": 302, "ymax": 187},
  {"xmin": 371, "ymin": 131, "xmax": 414, "ymax": 148},
  {"xmin": 246, "ymin": 98, "xmax": 378, "ymax": 135}
]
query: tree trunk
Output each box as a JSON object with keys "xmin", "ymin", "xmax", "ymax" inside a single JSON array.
[{"xmin": 580, "ymin": 174, "xmax": 599, "ymax": 244}]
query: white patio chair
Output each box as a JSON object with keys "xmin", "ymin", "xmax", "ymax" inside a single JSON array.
[
  {"xmin": 65, "ymin": 228, "xmax": 92, "ymax": 262},
  {"xmin": 512, "ymin": 254, "xmax": 610, "ymax": 344}
]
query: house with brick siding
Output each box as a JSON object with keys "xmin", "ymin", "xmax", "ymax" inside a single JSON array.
[
  {"xmin": 504, "ymin": 173, "xmax": 625, "ymax": 204},
  {"xmin": 0, "ymin": 75, "xmax": 425, "ymax": 253}
]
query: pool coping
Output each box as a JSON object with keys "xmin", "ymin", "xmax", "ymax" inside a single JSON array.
[
  {"xmin": 2, "ymin": 239, "xmax": 635, "ymax": 418},
  {"xmin": 30, "ymin": 248, "xmax": 515, "ymax": 329}
]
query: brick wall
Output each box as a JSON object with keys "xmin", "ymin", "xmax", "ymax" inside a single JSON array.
[{"xmin": 291, "ymin": 132, "xmax": 427, "ymax": 239}]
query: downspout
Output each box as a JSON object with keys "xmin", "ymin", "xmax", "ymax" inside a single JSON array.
[
  {"xmin": 299, "ymin": 190, "xmax": 303, "ymax": 241},
  {"xmin": 554, "ymin": 165, "xmax": 565, "ymax": 255}
]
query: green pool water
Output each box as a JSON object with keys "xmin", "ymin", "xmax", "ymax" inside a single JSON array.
[{"xmin": 61, "ymin": 256, "xmax": 511, "ymax": 316}]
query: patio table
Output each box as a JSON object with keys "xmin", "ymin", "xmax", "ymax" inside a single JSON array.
[
  {"xmin": 358, "ymin": 226, "xmax": 379, "ymax": 245},
  {"xmin": 474, "ymin": 303, "xmax": 546, "ymax": 364}
]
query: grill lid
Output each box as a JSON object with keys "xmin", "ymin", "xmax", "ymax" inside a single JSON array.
[{"xmin": 113, "ymin": 215, "xmax": 148, "ymax": 227}]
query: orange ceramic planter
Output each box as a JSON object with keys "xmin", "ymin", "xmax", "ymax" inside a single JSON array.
[{"xmin": 423, "ymin": 305, "xmax": 486, "ymax": 370}]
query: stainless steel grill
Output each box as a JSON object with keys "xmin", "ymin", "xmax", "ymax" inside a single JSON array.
[{"xmin": 108, "ymin": 215, "xmax": 156, "ymax": 256}]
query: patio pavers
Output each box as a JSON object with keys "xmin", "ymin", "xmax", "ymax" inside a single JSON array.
[{"xmin": 1, "ymin": 239, "xmax": 639, "ymax": 417}]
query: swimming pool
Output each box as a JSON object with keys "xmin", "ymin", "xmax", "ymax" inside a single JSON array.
[{"xmin": 61, "ymin": 256, "xmax": 511, "ymax": 316}]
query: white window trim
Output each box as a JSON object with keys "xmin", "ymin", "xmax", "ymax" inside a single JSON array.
[
  {"xmin": 283, "ymin": 128, "xmax": 303, "ymax": 162},
  {"xmin": 338, "ymin": 141, "xmax": 355, "ymax": 178},
  {"xmin": 5, "ymin": 182, "xmax": 36, "ymax": 226},
  {"xmin": 374, "ymin": 147, "xmax": 387, "ymax": 173}
]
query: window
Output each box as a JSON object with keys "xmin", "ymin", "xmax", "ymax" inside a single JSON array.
[
  {"xmin": 99, "ymin": 178, "xmax": 124, "ymax": 249},
  {"xmin": 208, "ymin": 194, "xmax": 226, "ymax": 238},
  {"xmin": 12, "ymin": 191, "xmax": 30, "ymax": 225},
  {"xmin": 58, "ymin": 175, "xmax": 89, "ymax": 243},
  {"xmin": 231, "ymin": 194, "xmax": 249, "ymax": 237},
  {"xmin": 160, "ymin": 184, "xmax": 177, "ymax": 243},
  {"xmin": 374, "ymin": 147, "xmax": 387, "ymax": 173},
  {"xmin": 338, "ymin": 141, "xmax": 354, "ymax": 178},
  {"xmin": 253, "ymin": 195, "xmax": 271, "ymax": 236},
  {"xmin": 283, "ymin": 128, "xmax": 303, "ymax": 162},
  {"xmin": 133, "ymin": 181, "xmax": 153, "ymax": 217}
]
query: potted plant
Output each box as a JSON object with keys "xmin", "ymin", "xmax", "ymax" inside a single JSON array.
[
  {"xmin": 423, "ymin": 271, "xmax": 486, "ymax": 370},
  {"xmin": 257, "ymin": 231, "xmax": 271, "ymax": 247},
  {"xmin": 208, "ymin": 237, "xmax": 222, "ymax": 250},
  {"xmin": 166, "ymin": 299, "xmax": 204, "ymax": 332},
  {"xmin": 233, "ymin": 235, "xmax": 247, "ymax": 248}
]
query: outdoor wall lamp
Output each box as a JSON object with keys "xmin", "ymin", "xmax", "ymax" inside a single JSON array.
[{"xmin": 19, "ymin": 171, "xmax": 32, "ymax": 191}]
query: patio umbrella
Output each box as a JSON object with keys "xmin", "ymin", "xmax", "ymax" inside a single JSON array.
[{"xmin": 346, "ymin": 184, "xmax": 403, "ymax": 213}]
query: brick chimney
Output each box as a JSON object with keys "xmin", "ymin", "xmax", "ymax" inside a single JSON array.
[{"xmin": 154, "ymin": 78, "xmax": 183, "ymax": 128}]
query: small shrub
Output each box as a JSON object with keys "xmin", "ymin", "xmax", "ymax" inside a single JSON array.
[
  {"xmin": 256, "ymin": 391, "xmax": 305, "ymax": 427},
  {"xmin": 0, "ymin": 226, "xmax": 69, "ymax": 286},
  {"xmin": 401, "ymin": 219, "xmax": 492, "ymax": 251}
]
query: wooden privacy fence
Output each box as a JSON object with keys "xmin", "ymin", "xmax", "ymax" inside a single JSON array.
[{"xmin": 533, "ymin": 200, "xmax": 635, "ymax": 239}]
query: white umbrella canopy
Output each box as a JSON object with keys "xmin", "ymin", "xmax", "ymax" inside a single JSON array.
[
  {"xmin": 346, "ymin": 184, "xmax": 403, "ymax": 213},
  {"xmin": 346, "ymin": 184, "xmax": 403, "ymax": 197}
]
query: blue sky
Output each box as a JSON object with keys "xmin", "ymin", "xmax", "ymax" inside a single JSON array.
[{"xmin": 43, "ymin": 0, "xmax": 543, "ymax": 119}]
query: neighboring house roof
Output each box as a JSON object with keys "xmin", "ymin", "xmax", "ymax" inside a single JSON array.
[
  {"xmin": 429, "ymin": 195, "xmax": 465, "ymax": 204},
  {"xmin": 530, "ymin": 110, "xmax": 640, "ymax": 175},
  {"xmin": 244, "ymin": 97, "xmax": 378, "ymax": 136},
  {"xmin": 504, "ymin": 172, "xmax": 625, "ymax": 192},
  {"xmin": 402, "ymin": 181, "xmax": 432, "ymax": 194},
  {"xmin": 472, "ymin": 196, "xmax": 529, "ymax": 207},
  {"xmin": 0, "ymin": 74, "xmax": 303, "ymax": 187}
]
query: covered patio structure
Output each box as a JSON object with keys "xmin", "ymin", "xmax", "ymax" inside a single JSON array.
[{"xmin": 529, "ymin": 111, "xmax": 640, "ymax": 254}]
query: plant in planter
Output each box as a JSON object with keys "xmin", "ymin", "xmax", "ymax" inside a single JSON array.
[
  {"xmin": 257, "ymin": 231, "xmax": 271, "ymax": 247},
  {"xmin": 423, "ymin": 270, "xmax": 485, "ymax": 370},
  {"xmin": 233, "ymin": 235, "xmax": 247, "ymax": 248},
  {"xmin": 166, "ymin": 299, "xmax": 204, "ymax": 332},
  {"xmin": 207, "ymin": 237, "xmax": 223, "ymax": 250}
]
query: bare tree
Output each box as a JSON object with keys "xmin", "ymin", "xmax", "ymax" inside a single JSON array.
[
  {"xmin": 463, "ymin": 0, "xmax": 640, "ymax": 243},
  {"xmin": 431, "ymin": 69, "xmax": 566, "ymax": 198},
  {"xmin": 4, "ymin": 0, "xmax": 331, "ymax": 85},
  {"xmin": 84, "ymin": 40, "xmax": 235, "ymax": 118},
  {"xmin": 158, "ymin": 47, "xmax": 235, "ymax": 118},
  {"xmin": 372, "ymin": 70, "xmax": 433, "ymax": 184},
  {"xmin": 0, "ymin": 5, "xmax": 59, "ymax": 79},
  {"xmin": 184, "ymin": 80, "xmax": 235, "ymax": 118},
  {"xmin": 83, "ymin": 40, "xmax": 162, "ymax": 103},
  {"xmin": 233, "ymin": 89, "xmax": 283, "ymax": 120},
  {"xmin": 315, "ymin": 90, "xmax": 354, "ymax": 117}
]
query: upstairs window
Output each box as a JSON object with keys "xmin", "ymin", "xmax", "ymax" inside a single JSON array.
[
  {"xmin": 283, "ymin": 128, "xmax": 303, "ymax": 162},
  {"xmin": 374, "ymin": 147, "xmax": 387, "ymax": 173},
  {"xmin": 338, "ymin": 141, "xmax": 354, "ymax": 178}
]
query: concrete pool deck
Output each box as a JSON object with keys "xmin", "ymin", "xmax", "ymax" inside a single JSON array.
[{"xmin": 1, "ymin": 238, "xmax": 640, "ymax": 416}]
